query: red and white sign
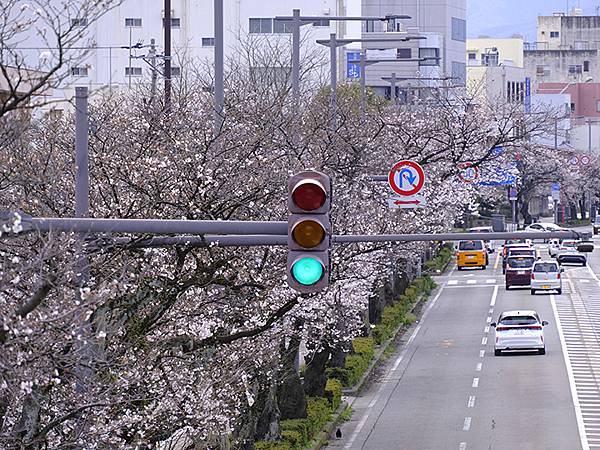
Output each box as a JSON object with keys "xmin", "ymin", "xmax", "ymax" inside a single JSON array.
[
  {"xmin": 388, "ymin": 194, "xmax": 427, "ymax": 209},
  {"xmin": 458, "ymin": 162, "xmax": 479, "ymax": 183},
  {"xmin": 388, "ymin": 160, "xmax": 426, "ymax": 196},
  {"xmin": 580, "ymin": 155, "xmax": 591, "ymax": 166}
]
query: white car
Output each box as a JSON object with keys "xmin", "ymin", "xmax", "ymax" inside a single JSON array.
[
  {"xmin": 492, "ymin": 310, "xmax": 548, "ymax": 356},
  {"xmin": 557, "ymin": 240, "xmax": 587, "ymax": 266},
  {"xmin": 531, "ymin": 260, "xmax": 563, "ymax": 295},
  {"xmin": 524, "ymin": 223, "xmax": 566, "ymax": 242},
  {"xmin": 548, "ymin": 239, "xmax": 561, "ymax": 258}
]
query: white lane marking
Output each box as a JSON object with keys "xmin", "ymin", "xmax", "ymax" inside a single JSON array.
[
  {"xmin": 481, "ymin": 337, "xmax": 488, "ymax": 345},
  {"xmin": 448, "ymin": 280, "xmax": 458, "ymax": 285},
  {"xmin": 476, "ymin": 362, "xmax": 482, "ymax": 372},
  {"xmin": 486, "ymin": 279, "xmax": 495, "ymax": 283},
  {"xmin": 467, "ymin": 279, "xmax": 477, "ymax": 285},
  {"xmin": 472, "ymin": 378, "xmax": 479, "ymax": 388},
  {"xmin": 467, "ymin": 395, "xmax": 476, "ymax": 407},
  {"xmin": 344, "ymin": 287, "xmax": 446, "ymax": 449},
  {"xmin": 490, "ymin": 285, "xmax": 498, "ymax": 306},
  {"xmin": 479, "ymin": 350, "xmax": 485, "ymax": 358},
  {"xmin": 463, "ymin": 417, "xmax": 472, "ymax": 431},
  {"xmin": 486, "ymin": 316, "xmax": 492, "ymax": 323},
  {"xmin": 488, "ymin": 308, "xmax": 494, "ymax": 314},
  {"xmin": 484, "ymin": 326, "xmax": 490, "ymax": 333},
  {"xmin": 581, "ymin": 279, "xmax": 591, "ymax": 283},
  {"xmin": 459, "ymin": 443, "xmax": 467, "ymax": 450},
  {"xmin": 586, "ymin": 265, "xmax": 600, "ymax": 287},
  {"xmin": 551, "ymin": 293, "xmax": 590, "ymax": 450}
]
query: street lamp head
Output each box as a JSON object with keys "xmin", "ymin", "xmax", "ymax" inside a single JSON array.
[{"xmin": 382, "ymin": 14, "xmax": 412, "ymax": 20}]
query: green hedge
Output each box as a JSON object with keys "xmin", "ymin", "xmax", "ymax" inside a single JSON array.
[
  {"xmin": 254, "ymin": 398, "xmax": 333, "ymax": 450},
  {"xmin": 424, "ymin": 247, "xmax": 453, "ymax": 273},
  {"xmin": 324, "ymin": 378, "xmax": 342, "ymax": 410}
]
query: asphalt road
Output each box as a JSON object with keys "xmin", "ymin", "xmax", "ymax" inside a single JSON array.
[{"xmin": 327, "ymin": 235, "xmax": 600, "ymax": 450}]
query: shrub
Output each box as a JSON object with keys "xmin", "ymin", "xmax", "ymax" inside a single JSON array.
[
  {"xmin": 324, "ymin": 378, "xmax": 342, "ymax": 410},
  {"xmin": 352, "ymin": 337, "xmax": 374, "ymax": 359},
  {"xmin": 254, "ymin": 441, "xmax": 293, "ymax": 450},
  {"xmin": 306, "ymin": 397, "xmax": 332, "ymax": 436},
  {"xmin": 280, "ymin": 431, "xmax": 303, "ymax": 449},
  {"xmin": 280, "ymin": 419, "xmax": 309, "ymax": 447}
]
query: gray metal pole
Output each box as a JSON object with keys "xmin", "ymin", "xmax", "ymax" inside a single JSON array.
[
  {"xmin": 292, "ymin": 8, "xmax": 301, "ymax": 145},
  {"xmin": 589, "ymin": 120, "xmax": 592, "ymax": 154},
  {"xmin": 554, "ymin": 199, "xmax": 559, "ymax": 224},
  {"xmin": 75, "ymin": 87, "xmax": 89, "ymax": 219},
  {"xmin": 390, "ymin": 72, "xmax": 397, "ymax": 105},
  {"xmin": 150, "ymin": 38, "xmax": 157, "ymax": 101},
  {"xmin": 360, "ymin": 50, "xmax": 366, "ymax": 123},
  {"xmin": 329, "ymin": 33, "xmax": 337, "ymax": 131},
  {"xmin": 511, "ymin": 199, "xmax": 517, "ymax": 227},
  {"xmin": 554, "ymin": 118, "xmax": 558, "ymax": 150},
  {"xmin": 164, "ymin": 0, "xmax": 172, "ymax": 112},
  {"xmin": 214, "ymin": 0, "xmax": 224, "ymax": 132}
]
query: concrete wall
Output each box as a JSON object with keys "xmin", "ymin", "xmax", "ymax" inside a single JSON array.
[
  {"xmin": 466, "ymin": 38, "xmax": 524, "ymax": 68},
  {"xmin": 524, "ymin": 49, "xmax": 599, "ymax": 86},
  {"xmin": 467, "ymin": 65, "xmax": 525, "ymax": 104},
  {"xmin": 538, "ymin": 15, "xmax": 600, "ymax": 51}
]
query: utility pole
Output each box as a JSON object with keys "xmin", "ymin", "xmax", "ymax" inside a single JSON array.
[
  {"xmin": 164, "ymin": 0, "xmax": 172, "ymax": 112},
  {"xmin": 329, "ymin": 33, "xmax": 338, "ymax": 131},
  {"xmin": 149, "ymin": 38, "xmax": 157, "ymax": 101},
  {"xmin": 214, "ymin": 0, "xmax": 224, "ymax": 132},
  {"xmin": 291, "ymin": 9, "xmax": 301, "ymax": 147},
  {"xmin": 75, "ymin": 87, "xmax": 89, "ymax": 220}
]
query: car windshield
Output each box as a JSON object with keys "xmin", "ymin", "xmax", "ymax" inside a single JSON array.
[
  {"xmin": 505, "ymin": 239, "xmax": 526, "ymax": 245},
  {"xmin": 509, "ymin": 249, "xmax": 533, "ymax": 256},
  {"xmin": 507, "ymin": 257, "xmax": 535, "ymax": 268},
  {"xmin": 534, "ymin": 263, "xmax": 559, "ymax": 272},
  {"xmin": 499, "ymin": 315, "xmax": 538, "ymax": 326},
  {"xmin": 562, "ymin": 241, "xmax": 576, "ymax": 248},
  {"xmin": 459, "ymin": 241, "xmax": 483, "ymax": 251}
]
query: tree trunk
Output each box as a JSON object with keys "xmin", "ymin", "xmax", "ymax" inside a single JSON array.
[
  {"xmin": 580, "ymin": 195, "xmax": 587, "ymax": 220},
  {"xmin": 303, "ymin": 349, "xmax": 330, "ymax": 398},
  {"xmin": 520, "ymin": 198, "xmax": 532, "ymax": 225},
  {"xmin": 276, "ymin": 338, "xmax": 307, "ymax": 420}
]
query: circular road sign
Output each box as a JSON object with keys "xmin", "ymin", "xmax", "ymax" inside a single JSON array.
[
  {"xmin": 388, "ymin": 160, "xmax": 426, "ymax": 196},
  {"xmin": 458, "ymin": 162, "xmax": 479, "ymax": 183},
  {"xmin": 569, "ymin": 155, "xmax": 580, "ymax": 166},
  {"xmin": 581, "ymin": 155, "xmax": 591, "ymax": 166}
]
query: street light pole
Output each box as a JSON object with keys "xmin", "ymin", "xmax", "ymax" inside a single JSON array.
[
  {"xmin": 292, "ymin": 9, "xmax": 301, "ymax": 146},
  {"xmin": 164, "ymin": 0, "xmax": 172, "ymax": 113},
  {"xmin": 214, "ymin": 0, "xmax": 224, "ymax": 132},
  {"xmin": 329, "ymin": 33, "xmax": 338, "ymax": 131}
]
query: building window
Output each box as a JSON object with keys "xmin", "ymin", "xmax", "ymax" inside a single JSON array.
[
  {"xmin": 420, "ymin": 48, "xmax": 439, "ymax": 66},
  {"xmin": 569, "ymin": 65, "xmax": 583, "ymax": 74},
  {"xmin": 536, "ymin": 65, "xmax": 551, "ymax": 76},
  {"xmin": 550, "ymin": 31, "xmax": 559, "ymax": 38},
  {"xmin": 451, "ymin": 61, "xmax": 466, "ymax": 84},
  {"xmin": 202, "ymin": 37, "xmax": 215, "ymax": 47},
  {"xmin": 451, "ymin": 17, "xmax": 466, "ymax": 42},
  {"xmin": 249, "ymin": 18, "xmax": 273, "ymax": 34},
  {"xmin": 575, "ymin": 41, "xmax": 589, "ymax": 50},
  {"xmin": 468, "ymin": 52, "xmax": 477, "ymax": 60},
  {"xmin": 584, "ymin": 60, "xmax": 590, "ymax": 72},
  {"xmin": 71, "ymin": 67, "xmax": 88, "ymax": 76},
  {"xmin": 397, "ymin": 48, "xmax": 412, "ymax": 59},
  {"xmin": 163, "ymin": 18, "xmax": 181, "ymax": 28},
  {"xmin": 312, "ymin": 19, "xmax": 330, "ymax": 27},
  {"xmin": 125, "ymin": 18, "xmax": 142, "ymax": 27},
  {"xmin": 71, "ymin": 18, "xmax": 88, "ymax": 27},
  {"xmin": 125, "ymin": 67, "xmax": 142, "ymax": 76},
  {"xmin": 365, "ymin": 20, "xmax": 376, "ymax": 33},
  {"xmin": 571, "ymin": 102, "xmax": 576, "ymax": 112},
  {"xmin": 171, "ymin": 67, "xmax": 181, "ymax": 77},
  {"xmin": 273, "ymin": 19, "xmax": 292, "ymax": 33}
]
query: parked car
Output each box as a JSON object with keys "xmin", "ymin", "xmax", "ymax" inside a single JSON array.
[
  {"xmin": 502, "ymin": 245, "xmax": 535, "ymax": 273},
  {"xmin": 531, "ymin": 260, "xmax": 563, "ymax": 295},
  {"xmin": 505, "ymin": 255, "xmax": 536, "ymax": 290},
  {"xmin": 456, "ymin": 240, "xmax": 487, "ymax": 270},
  {"xmin": 524, "ymin": 223, "xmax": 566, "ymax": 242},
  {"xmin": 593, "ymin": 218, "xmax": 600, "ymax": 236},
  {"xmin": 557, "ymin": 240, "xmax": 587, "ymax": 266},
  {"xmin": 492, "ymin": 310, "xmax": 549, "ymax": 356},
  {"xmin": 468, "ymin": 226, "xmax": 495, "ymax": 253}
]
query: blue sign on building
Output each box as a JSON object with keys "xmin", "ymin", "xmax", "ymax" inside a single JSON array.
[
  {"xmin": 524, "ymin": 77, "xmax": 531, "ymax": 113},
  {"xmin": 346, "ymin": 51, "xmax": 361, "ymax": 79}
]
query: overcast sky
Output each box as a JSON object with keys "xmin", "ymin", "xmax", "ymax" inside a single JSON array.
[{"xmin": 468, "ymin": 0, "xmax": 600, "ymax": 41}]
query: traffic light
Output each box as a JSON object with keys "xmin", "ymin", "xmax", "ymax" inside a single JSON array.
[{"xmin": 287, "ymin": 171, "xmax": 332, "ymax": 293}]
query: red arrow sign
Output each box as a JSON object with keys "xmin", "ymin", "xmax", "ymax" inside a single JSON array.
[{"xmin": 394, "ymin": 199, "xmax": 421, "ymax": 205}]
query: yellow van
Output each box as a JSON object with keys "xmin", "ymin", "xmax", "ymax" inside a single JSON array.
[{"xmin": 456, "ymin": 240, "xmax": 487, "ymax": 270}]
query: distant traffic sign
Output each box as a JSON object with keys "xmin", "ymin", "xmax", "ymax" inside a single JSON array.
[
  {"xmin": 509, "ymin": 187, "xmax": 517, "ymax": 201},
  {"xmin": 458, "ymin": 162, "xmax": 479, "ymax": 183},
  {"xmin": 569, "ymin": 155, "xmax": 579, "ymax": 166},
  {"xmin": 581, "ymin": 155, "xmax": 591, "ymax": 166},
  {"xmin": 388, "ymin": 160, "xmax": 425, "ymax": 197}
]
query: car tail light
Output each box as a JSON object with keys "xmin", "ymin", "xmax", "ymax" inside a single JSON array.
[
  {"xmin": 496, "ymin": 326, "xmax": 509, "ymax": 331},
  {"xmin": 557, "ymin": 273, "xmax": 560, "ymax": 279},
  {"xmin": 456, "ymin": 252, "xmax": 460, "ymax": 257},
  {"xmin": 529, "ymin": 325, "xmax": 542, "ymax": 330},
  {"xmin": 531, "ymin": 273, "xmax": 535, "ymax": 279}
]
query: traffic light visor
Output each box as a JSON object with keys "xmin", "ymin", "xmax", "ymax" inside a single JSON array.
[
  {"xmin": 292, "ymin": 219, "xmax": 326, "ymax": 248},
  {"xmin": 292, "ymin": 180, "xmax": 326, "ymax": 211},
  {"xmin": 291, "ymin": 257, "xmax": 324, "ymax": 285}
]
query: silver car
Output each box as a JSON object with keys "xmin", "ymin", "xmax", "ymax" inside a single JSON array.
[
  {"xmin": 492, "ymin": 310, "xmax": 548, "ymax": 356},
  {"xmin": 557, "ymin": 240, "xmax": 587, "ymax": 266},
  {"xmin": 531, "ymin": 260, "xmax": 563, "ymax": 295}
]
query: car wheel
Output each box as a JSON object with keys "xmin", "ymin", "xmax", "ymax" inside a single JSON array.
[
  {"xmin": 531, "ymin": 289, "xmax": 536, "ymax": 295},
  {"xmin": 505, "ymin": 285, "xmax": 510, "ymax": 291},
  {"xmin": 494, "ymin": 349, "xmax": 502, "ymax": 356},
  {"xmin": 538, "ymin": 348, "xmax": 546, "ymax": 355},
  {"xmin": 557, "ymin": 288, "xmax": 562, "ymax": 295},
  {"xmin": 457, "ymin": 266, "xmax": 463, "ymax": 271}
]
